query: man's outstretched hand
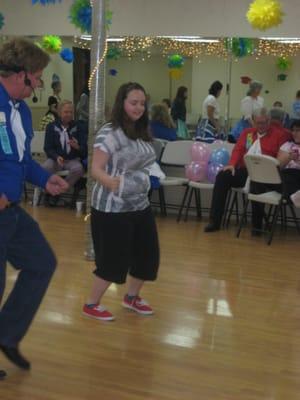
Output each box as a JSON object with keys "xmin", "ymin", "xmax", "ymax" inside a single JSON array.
[{"xmin": 45, "ymin": 175, "xmax": 69, "ymax": 196}]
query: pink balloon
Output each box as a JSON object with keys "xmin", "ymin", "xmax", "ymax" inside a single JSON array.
[
  {"xmin": 185, "ymin": 161, "xmax": 207, "ymax": 182},
  {"xmin": 207, "ymin": 163, "xmax": 224, "ymax": 184},
  {"xmin": 190, "ymin": 142, "xmax": 211, "ymax": 163}
]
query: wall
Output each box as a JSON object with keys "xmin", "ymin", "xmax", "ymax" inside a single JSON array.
[
  {"xmin": 2, "ymin": 0, "xmax": 300, "ymax": 37},
  {"xmin": 30, "ymin": 45, "xmax": 300, "ymax": 129},
  {"xmin": 106, "ymin": 55, "xmax": 193, "ymax": 111}
]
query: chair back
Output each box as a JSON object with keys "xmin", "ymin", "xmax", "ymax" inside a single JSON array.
[
  {"xmin": 244, "ymin": 154, "xmax": 281, "ymax": 185},
  {"xmin": 161, "ymin": 140, "xmax": 193, "ymax": 166},
  {"xmin": 31, "ymin": 131, "xmax": 46, "ymax": 155},
  {"xmin": 152, "ymin": 139, "xmax": 166, "ymax": 161}
]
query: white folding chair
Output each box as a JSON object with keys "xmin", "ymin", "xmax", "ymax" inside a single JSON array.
[
  {"xmin": 154, "ymin": 140, "xmax": 191, "ymax": 215},
  {"xmin": 236, "ymin": 154, "xmax": 300, "ymax": 245}
]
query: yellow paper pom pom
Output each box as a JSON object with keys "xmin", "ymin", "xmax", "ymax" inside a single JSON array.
[{"xmin": 246, "ymin": 0, "xmax": 284, "ymax": 31}]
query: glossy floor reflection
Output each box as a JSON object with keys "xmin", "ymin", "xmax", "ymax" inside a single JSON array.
[{"xmin": 1, "ymin": 204, "xmax": 300, "ymax": 399}]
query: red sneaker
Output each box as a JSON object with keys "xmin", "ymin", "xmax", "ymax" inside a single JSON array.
[
  {"xmin": 83, "ymin": 304, "xmax": 115, "ymax": 321},
  {"xmin": 122, "ymin": 295, "xmax": 153, "ymax": 315}
]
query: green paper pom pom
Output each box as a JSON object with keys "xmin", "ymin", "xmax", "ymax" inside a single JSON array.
[
  {"xmin": 225, "ymin": 38, "xmax": 255, "ymax": 58},
  {"xmin": 276, "ymin": 56, "xmax": 292, "ymax": 71},
  {"xmin": 41, "ymin": 35, "xmax": 62, "ymax": 54}
]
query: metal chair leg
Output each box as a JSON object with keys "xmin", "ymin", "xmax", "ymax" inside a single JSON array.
[
  {"xmin": 267, "ymin": 205, "xmax": 279, "ymax": 245},
  {"xmin": 195, "ymin": 189, "xmax": 202, "ymax": 220},
  {"xmin": 288, "ymin": 202, "xmax": 300, "ymax": 234},
  {"xmin": 236, "ymin": 199, "xmax": 249, "ymax": 238},
  {"xmin": 158, "ymin": 186, "xmax": 167, "ymax": 217},
  {"xmin": 177, "ymin": 185, "xmax": 190, "ymax": 222},
  {"xmin": 184, "ymin": 187, "xmax": 194, "ymax": 222}
]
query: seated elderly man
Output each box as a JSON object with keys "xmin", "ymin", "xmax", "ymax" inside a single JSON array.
[
  {"xmin": 43, "ymin": 100, "xmax": 87, "ymax": 191},
  {"xmin": 205, "ymin": 108, "xmax": 291, "ymax": 233}
]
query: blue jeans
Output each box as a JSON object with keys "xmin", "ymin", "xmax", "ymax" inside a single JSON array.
[{"xmin": 0, "ymin": 206, "xmax": 56, "ymax": 346}]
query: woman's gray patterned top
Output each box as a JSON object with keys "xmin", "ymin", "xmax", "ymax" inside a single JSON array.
[{"xmin": 91, "ymin": 123, "xmax": 156, "ymax": 212}]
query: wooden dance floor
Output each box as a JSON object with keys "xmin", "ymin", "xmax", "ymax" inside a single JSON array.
[{"xmin": 1, "ymin": 204, "xmax": 300, "ymax": 399}]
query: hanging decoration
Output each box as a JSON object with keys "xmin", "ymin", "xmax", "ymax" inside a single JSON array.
[
  {"xmin": 109, "ymin": 68, "xmax": 118, "ymax": 76},
  {"xmin": 226, "ymin": 38, "xmax": 255, "ymax": 58},
  {"xmin": 70, "ymin": 0, "xmax": 92, "ymax": 33},
  {"xmin": 70, "ymin": 1, "xmax": 112, "ymax": 34},
  {"xmin": 106, "ymin": 47, "xmax": 122, "ymax": 60},
  {"xmin": 32, "ymin": 0, "xmax": 61, "ymax": 4},
  {"xmin": 0, "ymin": 13, "xmax": 4, "ymax": 31},
  {"xmin": 168, "ymin": 54, "xmax": 185, "ymax": 69},
  {"xmin": 168, "ymin": 54, "xmax": 184, "ymax": 80},
  {"xmin": 277, "ymin": 73, "xmax": 287, "ymax": 81},
  {"xmin": 60, "ymin": 48, "xmax": 74, "ymax": 63},
  {"xmin": 41, "ymin": 35, "xmax": 62, "ymax": 54},
  {"xmin": 169, "ymin": 69, "xmax": 183, "ymax": 80},
  {"xmin": 75, "ymin": 36, "xmax": 300, "ymax": 60},
  {"xmin": 105, "ymin": 9, "xmax": 113, "ymax": 30},
  {"xmin": 276, "ymin": 56, "xmax": 292, "ymax": 71},
  {"xmin": 240, "ymin": 76, "xmax": 252, "ymax": 84},
  {"xmin": 246, "ymin": 0, "xmax": 284, "ymax": 31}
]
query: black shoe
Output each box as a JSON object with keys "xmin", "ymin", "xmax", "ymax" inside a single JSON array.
[
  {"xmin": 204, "ymin": 223, "xmax": 220, "ymax": 233},
  {"xmin": 0, "ymin": 370, "xmax": 6, "ymax": 379},
  {"xmin": 0, "ymin": 345, "xmax": 31, "ymax": 370}
]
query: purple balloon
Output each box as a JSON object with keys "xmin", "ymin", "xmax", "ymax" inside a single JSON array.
[
  {"xmin": 185, "ymin": 161, "xmax": 207, "ymax": 182},
  {"xmin": 190, "ymin": 142, "xmax": 211, "ymax": 163},
  {"xmin": 207, "ymin": 163, "xmax": 224, "ymax": 183}
]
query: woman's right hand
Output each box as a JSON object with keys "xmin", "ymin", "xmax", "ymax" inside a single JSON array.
[
  {"xmin": 106, "ymin": 176, "xmax": 121, "ymax": 192},
  {"xmin": 223, "ymin": 165, "xmax": 235, "ymax": 176}
]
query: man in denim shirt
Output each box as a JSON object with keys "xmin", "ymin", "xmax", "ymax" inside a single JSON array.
[{"xmin": 0, "ymin": 38, "xmax": 68, "ymax": 378}]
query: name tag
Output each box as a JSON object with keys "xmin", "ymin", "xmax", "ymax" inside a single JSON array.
[{"xmin": 0, "ymin": 112, "xmax": 13, "ymax": 154}]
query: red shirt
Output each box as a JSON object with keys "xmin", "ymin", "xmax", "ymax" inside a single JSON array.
[{"xmin": 229, "ymin": 126, "xmax": 291, "ymax": 168}]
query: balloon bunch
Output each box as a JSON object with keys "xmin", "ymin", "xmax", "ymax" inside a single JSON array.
[
  {"xmin": 168, "ymin": 54, "xmax": 184, "ymax": 80},
  {"xmin": 207, "ymin": 146, "xmax": 230, "ymax": 183},
  {"xmin": 185, "ymin": 142, "xmax": 230, "ymax": 183}
]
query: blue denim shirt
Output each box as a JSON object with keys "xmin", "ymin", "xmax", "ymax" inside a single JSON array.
[{"xmin": 0, "ymin": 84, "xmax": 50, "ymax": 202}]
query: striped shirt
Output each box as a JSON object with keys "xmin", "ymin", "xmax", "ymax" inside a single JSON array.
[{"xmin": 91, "ymin": 123, "xmax": 156, "ymax": 212}]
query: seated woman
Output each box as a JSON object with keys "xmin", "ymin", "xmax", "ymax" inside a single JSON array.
[
  {"xmin": 150, "ymin": 103, "xmax": 177, "ymax": 141},
  {"xmin": 277, "ymin": 119, "xmax": 300, "ymax": 199}
]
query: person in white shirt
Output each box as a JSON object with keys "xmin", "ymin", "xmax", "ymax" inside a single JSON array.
[
  {"xmin": 230, "ymin": 80, "xmax": 264, "ymax": 142},
  {"xmin": 195, "ymin": 80, "xmax": 223, "ymax": 142}
]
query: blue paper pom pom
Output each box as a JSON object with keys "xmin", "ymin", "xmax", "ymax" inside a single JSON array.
[
  {"xmin": 32, "ymin": 0, "xmax": 61, "ymax": 4},
  {"xmin": 60, "ymin": 48, "xmax": 74, "ymax": 63},
  {"xmin": 109, "ymin": 69, "xmax": 118, "ymax": 76}
]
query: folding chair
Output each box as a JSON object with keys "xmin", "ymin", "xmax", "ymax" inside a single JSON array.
[
  {"xmin": 153, "ymin": 140, "xmax": 191, "ymax": 216},
  {"xmin": 236, "ymin": 154, "xmax": 300, "ymax": 245}
]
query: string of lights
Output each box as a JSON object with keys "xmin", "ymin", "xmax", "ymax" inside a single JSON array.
[{"xmin": 74, "ymin": 36, "xmax": 300, "ymax": 60}]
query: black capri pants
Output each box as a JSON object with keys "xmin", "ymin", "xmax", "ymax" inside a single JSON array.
[{"xmin": 91, "ymin": 206, "xmax": 160, "ymax": 284}]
